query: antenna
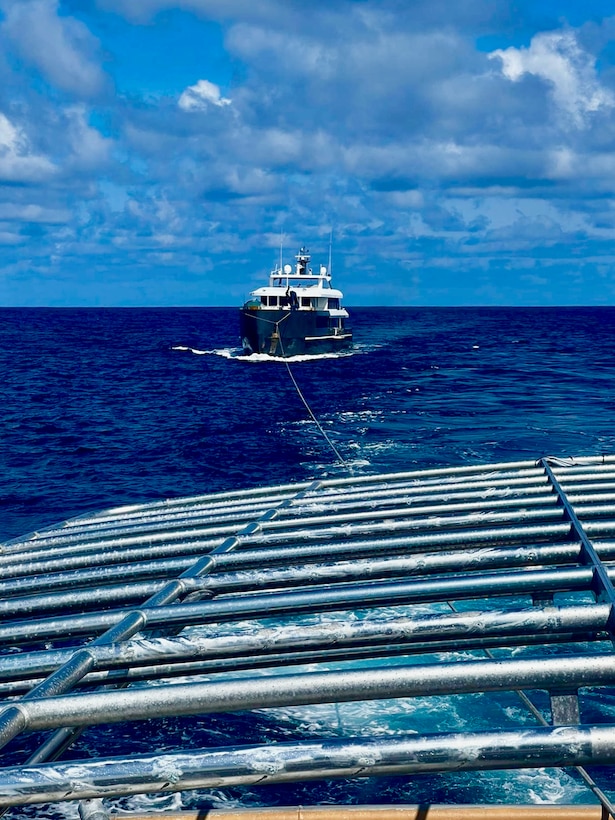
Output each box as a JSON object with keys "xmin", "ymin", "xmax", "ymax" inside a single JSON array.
[
  {"xmin": 328, "ymin": 228, "xmax": 333, "ymax": 276},
  {"xmin": 279, "ymin": 231, "xmax": 284, "ymax": 272}
]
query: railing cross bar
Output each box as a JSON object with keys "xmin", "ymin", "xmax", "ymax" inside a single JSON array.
[{"xmin": 542, "ymin": 458, "xmax": 615, "ymax": 638}]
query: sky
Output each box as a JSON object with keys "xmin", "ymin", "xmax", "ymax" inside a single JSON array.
[{"xmin": 1, "ymin": 0, "xmax": 615, "ymax": 306}]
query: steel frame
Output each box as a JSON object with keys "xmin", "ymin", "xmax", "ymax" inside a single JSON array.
[{"xmin": 2, "ymin": 457, "xmax": 615, "ymax": 814}]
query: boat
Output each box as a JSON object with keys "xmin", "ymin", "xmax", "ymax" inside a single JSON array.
[{"xmin": 239, "ymin": 245, "xmax": 352, "ymax": 356}]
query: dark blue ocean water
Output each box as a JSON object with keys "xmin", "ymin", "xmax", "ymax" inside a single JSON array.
[
  {"xmin": 3, "ymin": 306, "xmax": 615, "ymax": 816},
  {"xmin": 3, "ymin": 306, "xmax": 615, "ymax": 543}
]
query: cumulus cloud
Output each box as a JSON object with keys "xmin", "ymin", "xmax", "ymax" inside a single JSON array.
[
  {"xmin": 0, "ymin": 0, "xmax": 106, "ymax": 97},
  {"xmin": 0, "ymin": 114, "xmax": 24, "ymax": 155},
  {"xmin": 178, "ymin": 79, "xmax": 232, "ymax": 111},
  {"xmin": 0, "ymin": 112, "xmax": 55, "ymax": 182},
  {"xmin": 489, "ymin": 29, "xmax": 614, "ymax": 127},
  {"xmin": 64, "ymin": 106, "xmax": 113, "ymax": 169},
  {"xmin": 2, "ymin": 1, "xmax": 615, "ymax": 305}
]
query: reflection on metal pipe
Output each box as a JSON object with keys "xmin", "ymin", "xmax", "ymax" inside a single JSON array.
[
  {"xmin": 2, "ymin": 724, "xmax": 615, "ymax": 806},
  {"xmin": 3, "ymin": 654, "xmax": 615, "ymax": 733},
  {"xmin": 3, "ymin": 457, "xmax": 615, "ymax": 813}
]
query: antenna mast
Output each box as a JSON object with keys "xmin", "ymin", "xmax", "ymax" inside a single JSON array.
[{"xmin": 328, "ymin": 229, "xmax": 333, "ymax": 275}]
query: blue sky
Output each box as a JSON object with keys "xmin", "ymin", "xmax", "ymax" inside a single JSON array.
[{"xmin": 1, "ymin": 0, "xmax": 615, "ymax": 306}]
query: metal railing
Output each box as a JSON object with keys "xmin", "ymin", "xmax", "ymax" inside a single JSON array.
[{"xmin": 2, "ymin": 457, "xmax": 615, "ymax": 815}]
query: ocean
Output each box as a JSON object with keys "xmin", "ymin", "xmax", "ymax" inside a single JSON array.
[{"xmin": 2, "ymin": 305, "xmax": 615, "ymax": 816}]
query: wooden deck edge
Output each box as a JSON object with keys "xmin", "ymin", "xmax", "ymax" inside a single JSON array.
[{"xmin": 109, "ymin": 805, "xmax": 607, "ymax": 820}]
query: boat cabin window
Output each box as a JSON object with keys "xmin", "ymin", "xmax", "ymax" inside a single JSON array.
[
  {"xmin": 328, "ymin": 298, "xmax": 340, "ymax": 309},
  {"xmin": 262, "ymin": 295, "xmax": 279, "ymax": 307},
  {"xmin": 301, "ymin": 297, "xmax": 311, "ymax": 307}
]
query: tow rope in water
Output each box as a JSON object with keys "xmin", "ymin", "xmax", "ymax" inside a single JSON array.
[{"xmin": 276, "ymin": 327, "xmax": 349, "ymax": 470}]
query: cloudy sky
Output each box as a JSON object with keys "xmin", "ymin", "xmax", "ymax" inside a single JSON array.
[{"xmin": 1, "ymin": 0, "xmax": 615, "ymax": 306}]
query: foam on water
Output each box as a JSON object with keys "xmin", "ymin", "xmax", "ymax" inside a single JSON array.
[
  {"xmin": 176, "ymin": 611, "xmax": 539, "ymax": 742},
  {"xmin": 173, "ymin": 344, "xmax": 356, "ymax": 362}
]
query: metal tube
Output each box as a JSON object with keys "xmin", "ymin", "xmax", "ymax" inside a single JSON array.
[
  {"xmin": 0, "ymin": 502, "xmax": 566, "ymax": 566},
  {"xmin": 0, "ymin": 582, "xmax": 167, "ymax": 617},
  {"xmin": 6, "ymin": 455, "xmax": 615, "ymax": 817},
  {"xmin": 256, "ymin": 497, "xmax": 561, "ymax": 533},
  {"xmin": 289, "ymin": 474, "xmax": 551, "ymax": 507},
  {"xmin": 569, "ymin": 493, "xmax": 615, "ymax": 504},
  {"xmin": 2, "ymin": 485, "xmax": 310, "ymax": 548},
  {"xmin": 0, "ymin": 565, "xmax": 600, "ymax": 646},
  {"xmin": 4, "ymin": 472, "xmax": 549, "ymax": 555},
  {"xmin": 317, "ymin": 459, "xmax": 544, "ymax": 484},
  {"xmin": 0, "ymin": 557, "xmax": 193, "ymax": 596},
  {"xmin": 4, "ymin": 463, "xmax": 548, "ymax": 553},
  {"xmin": 0, "ymin": 604, "xmax": 607, "ymax": 684},
  {"xmin": 0, "ymin": 539, "xmax": 220, "ymax": 578},
  {"xmin": 246, "ymin": 507, "xmax": 568, "ymax": 547},
  {"xmin": 77, "ymin": 808, "xmax": 613, "ymax": 820},
  {"xmin": 2, "ymin": 724, "xmax": 615, "ymax": 806},
  {"xmin": 0, "ymin": 520, "xmax": 576, "ymax": 584},
  {"xmin": 9, "ymin": 484, "xmax": 554, "ymax": 551},
  {"xmin": 0, "ymin": 534, "xmax": 221, "ymax": 571},
  {"xmin": 78, "ymin": 799, "xmax": 109, "ymax": 820},
  {"xmin": 9, "ymin": 516, "xmax": 244, "ymax": 553},
  {"xmin": 2, "ymin": 482, "xmax": 326, "ymax": 774},
  {"xmin": 5, "ymin": 502, "xmax": 283, "ymax": 552},
  {"xmin": 5, "ymin": 654, "xmax": 615, "ymax": 733},
  {"xmin": 1, "ymin": 632, "xmax": 602, "ymax": 697},
  {"xmin": 0, "ymin": 541, "xmax": 584, "ymax": 614},
  {"xmin": 8, "ymin": 521, "xmax": 241, "ymax": 552},
  {"xmin": 2, "ymin": 455, "xmax": 615, "ymax": 818},
  {"xmin": 234, "ymin": 522, "xmax": 572, "ymax": 555},
  {"xmin": 543, "ymin": 460, "xmax": 615, "ymax": 631}
]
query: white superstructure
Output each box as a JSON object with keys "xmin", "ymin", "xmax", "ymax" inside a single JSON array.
[{"xmin": 249, "ymin": 247, "xmax": 349, "ymax": 320}]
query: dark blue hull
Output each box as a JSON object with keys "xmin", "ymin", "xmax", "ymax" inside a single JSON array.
[{"xmin": 240, "ymin": 308, "xmax": 352, "ymax": 356}]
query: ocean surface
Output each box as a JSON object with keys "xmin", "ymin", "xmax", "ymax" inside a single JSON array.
[{"xmin": 2, "ymin": 305, "xmax": 615, "ymax": 816}]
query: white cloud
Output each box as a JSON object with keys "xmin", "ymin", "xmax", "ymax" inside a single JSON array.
[
  {"xmin": 0, "ymin": 0, "xmax": 106, "ymax": 97},
  {"xmin": 178, "ymin": 79, "xmax": 232, "ymax": 111},
  {"xmin": 489, "ymin": 29, "xmax": 614, "ymax": 127},
  {"xmin": 0, "ymin": 114, "xmax": 23, "ymax": 154},
  {"xmin": 0, "ymin": 231, "xmax": 23, "ymax": 245},
  {"xmin": 0, "ymin": 203, "xmax": 69, "ymax": 223},
  {"xmin": 0, "ymin": 112, "xmax": 55, "ymax": 182},
  {"xmin": 3, "ymin": 1, "xmax": 615, "ymax": 306},
  {"xmin": 65, "ymin": 106, "xmax": 113, "ymax": 169}
]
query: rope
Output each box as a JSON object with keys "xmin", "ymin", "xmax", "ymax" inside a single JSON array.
[
  {"xmin": 277, "ymin": 328, "xmax": 349, "ymax": 470},
  {"xmin": 254, "ymin": 311, "xmax": 349, "ymax": 470}
]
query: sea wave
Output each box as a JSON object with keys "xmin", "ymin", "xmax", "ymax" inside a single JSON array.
[
  {"xmin": 5, "ymin": 306, "xmax": 615, "ymax": 815},
  {"xmin": 172, "ymin": 345, "xmax": 356, "ymax": 362}
]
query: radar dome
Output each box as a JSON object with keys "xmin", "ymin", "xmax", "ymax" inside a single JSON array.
[{"xmin": 283, "ymin": 264, "xmax": 292, "ymax": 274}]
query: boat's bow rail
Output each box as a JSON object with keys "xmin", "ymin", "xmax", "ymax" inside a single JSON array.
[{"xmin": 3, "ymin": 457, "xmax": 615, "ymax": 813}]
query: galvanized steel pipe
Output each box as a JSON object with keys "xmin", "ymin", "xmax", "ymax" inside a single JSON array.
[
  {"xmin": 3, "ymin": 654, "xmax": 615, "ymax": 735},
  {"xmin": 1, "ymin": 724, "xmax": 615, "ymax": 806},
  {"xmin": 0, "ymin": 604, "xmax": 608, "ymax": 684}
]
